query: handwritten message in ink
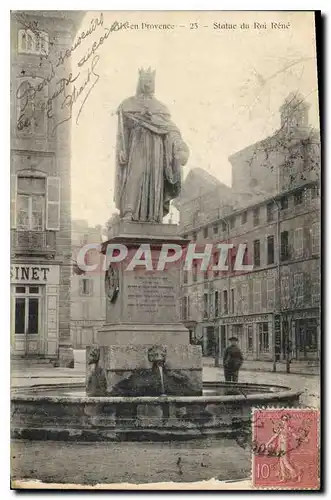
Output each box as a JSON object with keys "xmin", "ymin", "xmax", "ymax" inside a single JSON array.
[{"xmin": 14, "ymin": 12, "xmax": 123, "ymax": 135}]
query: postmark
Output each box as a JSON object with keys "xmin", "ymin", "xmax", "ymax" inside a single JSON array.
[{"xmin": 252, "ymin": 408, "xmax": 319, "ymax": 490}]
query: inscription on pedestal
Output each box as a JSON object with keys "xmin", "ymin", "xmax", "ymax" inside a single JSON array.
[{"xmin": 127, "ymin": 275, "xmax": 177, "ymax": 315}]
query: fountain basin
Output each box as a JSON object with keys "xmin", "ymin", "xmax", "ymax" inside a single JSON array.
[{"xmin": 11, "ymin": 381, "xmax": 301, "ymax": 442}]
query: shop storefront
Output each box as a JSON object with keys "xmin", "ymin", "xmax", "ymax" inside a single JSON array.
[
  {"xmin": 292, "ymin": 311, "xmax": 320, "ymax": 361},
  {"xmin": 218, "ymin": 314, "xmax": 274, "ymax": 361},
  {"xmin": 11, "ymin": 263, "xmax": 60, "ymax": 358}
]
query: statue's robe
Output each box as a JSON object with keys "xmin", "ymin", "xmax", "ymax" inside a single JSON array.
[{"xmin": 114, "ymin": 95, "xmax": 189, "ymax": 222}]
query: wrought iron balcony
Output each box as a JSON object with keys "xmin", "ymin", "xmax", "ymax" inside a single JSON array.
[{"xmin": 11, "ymin": 230, "xmax": 56, "ymax": 258}]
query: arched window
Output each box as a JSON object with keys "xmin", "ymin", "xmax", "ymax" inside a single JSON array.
[{"xmin": 18, "ymin": 29, "xmax": 49, "ymax": 56}]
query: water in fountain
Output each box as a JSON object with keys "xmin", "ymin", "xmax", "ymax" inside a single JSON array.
[{"xmin": 158, "ymin": 364, "xmax": 165, "ymax": 396}]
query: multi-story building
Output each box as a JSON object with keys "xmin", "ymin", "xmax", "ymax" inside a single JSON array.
[
  {"xmin": 10, "ymin": 11, "xmax": 83, "ymax": 365},
  {"xmin": 71, "ymin": 220, "xmax": 106, "ymax": 348},
  {"xmin": 179, "ymin": 94, "xmax": 321, "ymax": 368}
]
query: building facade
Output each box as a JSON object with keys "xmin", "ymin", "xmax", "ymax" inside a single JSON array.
[
  {"xmin": 70, "ymin": 220, "xmax": 106, "ymax": 348},
  {"xmin": 10, "ymin": 11, "xmax": 83, "ymax": 365},
  {"xmin": 179, "ymin": 95, "xmax": 321, "ymax": 367}
]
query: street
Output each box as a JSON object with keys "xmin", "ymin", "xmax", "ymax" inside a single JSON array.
[{"xmin": 11, "ymin": 437, "xmax": 251, "ymax": 486}]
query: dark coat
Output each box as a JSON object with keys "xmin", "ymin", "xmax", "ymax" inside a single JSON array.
[{"xmin": 223, "ymin": 345, "xmax": 244, "ymax": 371}]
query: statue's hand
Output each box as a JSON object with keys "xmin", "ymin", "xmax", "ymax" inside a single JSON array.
[
  {"xmin": 175, "ymin": 145, "xmax": 189, "ymax": 166},
  {"xmin": 142, "ymin": 110, "xmax": 152, "ymax": 120},
  {"xmin": 119, "ymin": 151, "xmax": 127, "ymax": 165},
  {"xmin": 171, "ymin": 133, "xmax": 189, "ymax": 166}
]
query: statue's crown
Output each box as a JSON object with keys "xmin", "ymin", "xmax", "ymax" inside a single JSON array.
[{"xmin": 138, "ymin": 67, "xmax": 156, "ymax": 77}]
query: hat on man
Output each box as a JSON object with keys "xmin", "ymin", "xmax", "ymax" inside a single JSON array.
[{"xmin": 228, "ymin": 336, "xmax": 238, "ymax": 341}]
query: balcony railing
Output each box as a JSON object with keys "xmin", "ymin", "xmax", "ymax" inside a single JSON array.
[{"xmin": 11, "ymin": 230, "xmax": 56, "ymax": 257}]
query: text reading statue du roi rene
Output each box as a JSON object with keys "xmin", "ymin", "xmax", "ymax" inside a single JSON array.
[{"xmin": 114, "ymin": 68, "xmax": 189, "ymax": 223}]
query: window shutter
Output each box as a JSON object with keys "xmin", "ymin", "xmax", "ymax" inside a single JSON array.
[
  {"xmin": 11, "ymin": 175, "xmax": 17, "ymax": 228},
  {"xmin": 46, "ymin": 177, "xmax": 60, "ymax": 230},
  {"xmin": 248, "ymin": 279, "xmax": 253, "ymax": 313},
  {"xmin": 238, "ymin": 284, "xmax": 243, "ymax": 314},
  {"xmin": 303, "ymin": 227, "xmax": 311, "ymax": 258}
]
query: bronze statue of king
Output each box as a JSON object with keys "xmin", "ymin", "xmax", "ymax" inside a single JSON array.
[{"xmin": 114, "ymin": 68, "xmax": 189, "ymax": 223}]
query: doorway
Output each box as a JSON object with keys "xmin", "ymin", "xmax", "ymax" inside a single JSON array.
[
  {"xmin": 205, "ymin": 326, "xmax": 215, "ymax": 356},
  {"xmin": 295, "ymin": 318, "xmax": 318, "ymax": 360},
  {"xmin": 12, "ymin": 285, "xmax": 43, "ymax": 356}
]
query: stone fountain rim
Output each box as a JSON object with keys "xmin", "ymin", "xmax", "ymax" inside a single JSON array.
[
  {"xmin": 11, "ymin": 381, "xmax": 302, "ymax": 404},
  {"xmin": 11, "ymin": 380, "xmax": 300, "ymax": 393},
  {"xmin": 11, "ymin": 381, "xmax": 302, "ymax": 442}
]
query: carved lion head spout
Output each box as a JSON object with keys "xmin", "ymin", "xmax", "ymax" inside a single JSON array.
[
  {"xmin": 86, "ymin": 345, "xmax": 108, "ymax": 397},
  {"xmin": 88, "ymin": 345, "xmax": 101, "ymax": 365},
  {"xmin": 136, "ymin": 67, "xmax": 156, "ymax": 97},
  {"xmin": 147, "ymin": 345, "xmax": 167, "ymax": 366}
]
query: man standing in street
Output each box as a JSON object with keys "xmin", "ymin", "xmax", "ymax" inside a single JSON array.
[{"xmin": 223, "ymin": 336, "xmax": 244, "ymax": 382}]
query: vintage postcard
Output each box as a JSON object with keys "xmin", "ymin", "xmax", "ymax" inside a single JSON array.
[{"xmin": 10, "ymin": 10, "xmax": 321, "ymax": 490}]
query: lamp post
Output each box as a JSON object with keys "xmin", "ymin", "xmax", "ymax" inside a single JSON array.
[
  {"xmin": 272, "ymin": 163, "xmax": 282, "ymax": 373},
  {"xmin": 273, "ymin": 196, "xmax": 281, "ymax": 373}
]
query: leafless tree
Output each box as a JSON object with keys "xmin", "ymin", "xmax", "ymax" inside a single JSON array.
[
  {"xmin": 245, "ymin": 91, "xmax": 320, "ymax": 193},
  {"xmin": 280, "ymin": 270, "xmax": 313, "ymax": 373}
]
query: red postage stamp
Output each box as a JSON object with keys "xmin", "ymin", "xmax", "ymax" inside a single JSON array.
[{"xmin": 252, "ymin": 408, "xmax": 320, "ymax": 490}]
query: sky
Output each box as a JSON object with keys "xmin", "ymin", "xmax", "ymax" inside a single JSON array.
[{"xmin": 69, "ymin": 11, "xmax": 319, "ymax": 227}]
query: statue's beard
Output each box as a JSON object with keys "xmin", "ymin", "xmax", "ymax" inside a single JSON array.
[
  {"xmin": 140, "ymin": 89, "xmax": 154, "ymax": 97},
  {"xmin": 137, "ymin": 82, "xmax": 155, "ymax": 97}
]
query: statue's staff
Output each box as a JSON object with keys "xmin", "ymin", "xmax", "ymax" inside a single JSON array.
[
  {"xmin": 118, "ymin": 107, "xmax": 127, "ymax": 165},
  {"xmin": 117, "ymin": 107, "xmax": 128, "ymax": 203}
]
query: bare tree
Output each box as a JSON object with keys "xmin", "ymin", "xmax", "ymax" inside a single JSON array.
[
  {"xmin": 244, "ymin": 92, "xmax": 320, "ymax": 194},
  {"xmin": 280, "ymin": 270, "xmax": 312, "ymax": 373}
]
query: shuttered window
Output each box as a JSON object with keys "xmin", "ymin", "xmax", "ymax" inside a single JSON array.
[
  {"xmin": 12, "ymin": 174, "xmax": 60, "ymax": 231},
  {"xmin": 294, "ymin": 273, "xmax": 304, "ymax": 307},
  {"xmin": 281, "ymin": 276, "xmax": 290, "ymax": 305},
  {"xmin": 312, "ymin": 222, "xmax": 320, "ymax": 255},
  {"xmin": 294, "ymin": 228, "xmax": 303, "ymax": 258},
  {"xmin": 18, "ymin": 29, "xmax": 49, "ymax": 55},
  {"xmin": 253, "ymin": 280, "xmax": 261, "ymax": 313},
  {"xmin": 241, "ymin": 284, "xmax": 248, "ymax": 313},
  {"xmin": 267, "ymin": 277, "xmax": 275, "ymax": 311},
  {"xmin": 46, "ymin": 177, "xmax": 61, "ymax": 230},
  {"xmin": 11, "ymin": 175, "xmax": 17, "ymax": 228}
]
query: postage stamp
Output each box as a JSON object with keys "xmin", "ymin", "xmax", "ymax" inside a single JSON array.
[{"xmin": 252, "ymin": 408, "xmax": 320, "ymax": 490}]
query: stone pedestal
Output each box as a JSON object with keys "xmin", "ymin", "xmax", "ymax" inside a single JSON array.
[{"xmin": 90, "ymin": 221, "xmax": 202, "ymax": 396}]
